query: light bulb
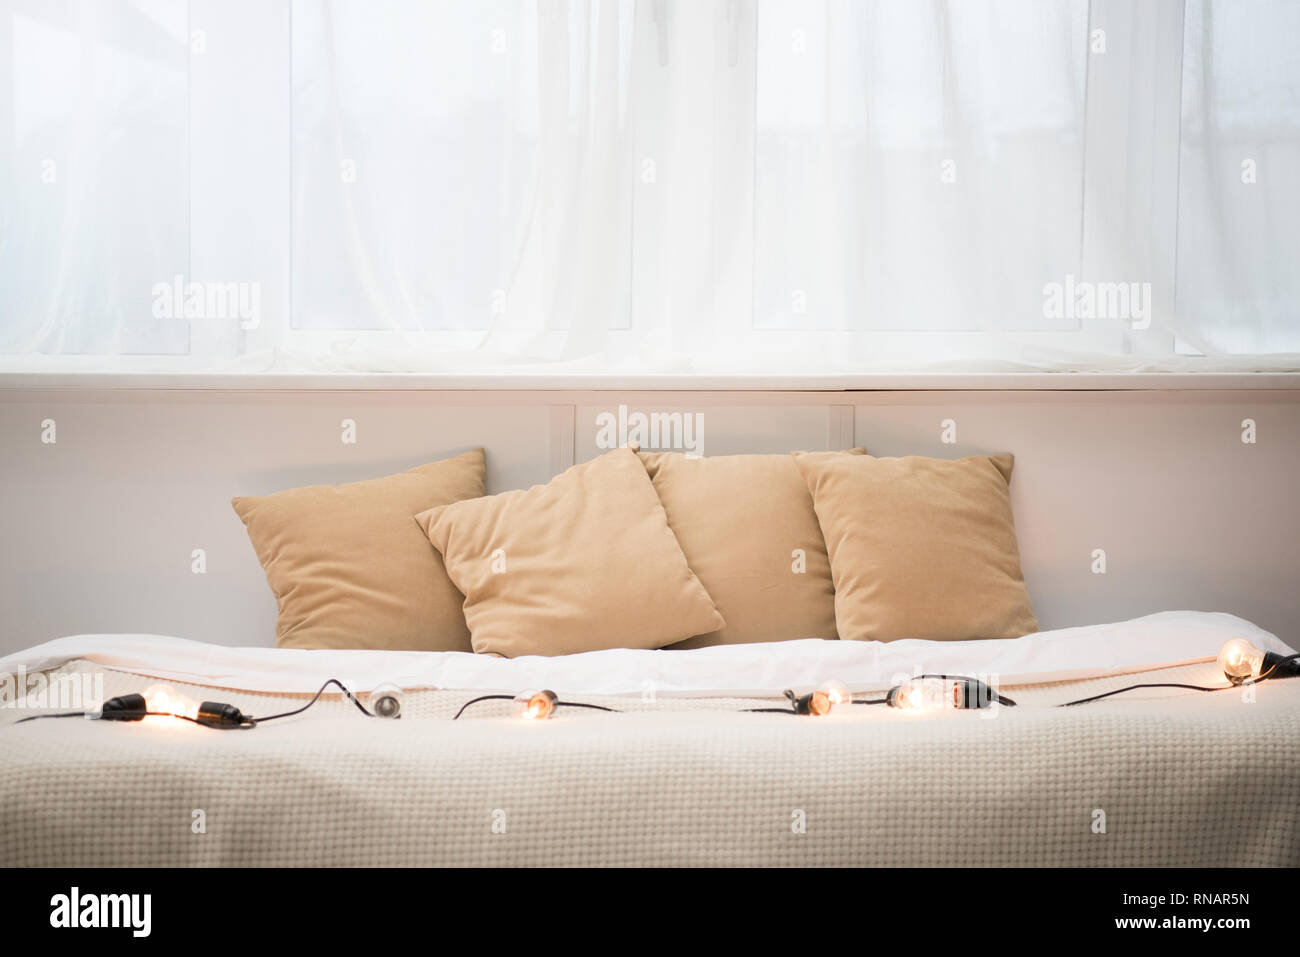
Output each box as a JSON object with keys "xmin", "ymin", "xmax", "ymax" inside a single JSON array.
[
  {"xmin": 369, "ymin": 683, "xmax": 404, "ymax": 719},
  {"xmin": 144, "ymin": 684, "xmax": 196, "ymax": 719},
  {"xmin": 822, "ymin": 680, "xmax": 852, "ymax": 708},
  {"xmin": 888, "ymin": 681, "xmax": 929, "ymax": 713},
  {"xmin": 1218, "ymin": 638, "xmax": 1265, "ymax": 684},
  {"xmin": 885, "ymin": 677, "xmax": 1005, "ymax": 712},
  {"xmin": 515, "ymin": 689, "xmax": 557, "ymax": 720}
]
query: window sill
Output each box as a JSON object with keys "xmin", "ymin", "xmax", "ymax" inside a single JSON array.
[{"xmin": 1, "ymin": 371, "xmax": 1298, "ymax": 392}]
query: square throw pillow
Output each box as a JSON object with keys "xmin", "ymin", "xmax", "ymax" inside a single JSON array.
[
  {"xmin": 416, "ymin": 447, "xmax": 724, "ymax": 657},
  {"xmin": 794, "ymin": 451, "xmax": 1038, "ymax": 642},
  {"xmin": 638, "ymin": 448, "xmax": 866, "ymax": 648},
  {"xmin": 232, "ymin": 448, "xmax": 485, "ymax": 651}
]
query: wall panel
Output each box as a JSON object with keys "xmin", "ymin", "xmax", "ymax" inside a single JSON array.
[{"xmin": 0, "ymin": 388, "xmax": 1295, "ymax": 653}]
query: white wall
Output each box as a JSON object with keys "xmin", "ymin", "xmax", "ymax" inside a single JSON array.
[{"xmin": 1, "ymin": 386, "xmax": 1296, "ymax": 654}]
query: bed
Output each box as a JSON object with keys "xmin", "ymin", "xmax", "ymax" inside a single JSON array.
[{"xmin": 2, "ymin": 610, "xmax": 1297, "ymax": 867}]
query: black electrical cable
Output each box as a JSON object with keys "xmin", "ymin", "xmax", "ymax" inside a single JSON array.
[
  {"xmin": 16, "ymin": 654, "xmax": 1298, "ymax": 727},
  {"xmin": 15, "ymin": 710, "xmax": 227, "ymax": 727},
  {"xmin": 451, "ymin": 694, "xmax": 621, "ymax": 720},
  {"xmin": 451, "ymin": 694, "xmax": 512, "ymax": 719},
  {"xmin": 746, "ymin": 687, "xmax": 880, "ymax": 714},
  {"xmin": 744, "ymin": 688, "xmax": 831, "ymax": 715},
  {"xmin": 142, "ymin": 711, "xmax": 234, "ymax": 728},
  {"xmin": 1058, "ymin": 653, "xmax": 1300, "ymax": 706},
  {"xmin": 12, "ymin": 681, "xmax": 624, "ymax": 727},
  {"xmin": 14, "ymin": 711, "xmax": 88, "ymax": 724},
  {"xmin": 253, "ymin": 678, "xmax": 374, "ymax": 723},
  {"xmin": 556, "ymin": 701, "xmax": 621, "ymax": 714},
  {"xmin": 11, "ymin": 678, "xmax": 366, "ymax": 728},
  {"xmin": 1059, "ymin": 681, "xmax": 1231, "ymax": 707},
  {"xmin": 744, "ymin": 689, "xmax": 799, "ymax": 714}
]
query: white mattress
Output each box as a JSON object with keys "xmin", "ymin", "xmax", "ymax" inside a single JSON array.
[{"xmin": 1, "ymin": 611, "xmax": 1297, "ymax": 866}]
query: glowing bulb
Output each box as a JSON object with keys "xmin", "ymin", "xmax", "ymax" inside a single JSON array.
[
  {"xmin": 822, "ymin": 681, "xmax": 852, "ymax": 708},
  {"xmin": 1218, "ymin": 638, "xmax": 1265, "ymax": 684},
  {"xmin": 369, "ymin": 683, "xmax": 405, "ymax": 719},
  {"xmin": 144, "ymin": 684, "xmax": 196, "ymax": 719},
  {"xmin": 515, "ymin": 689, "xmax": 557, "ymax": 720},
  {"xmin": 885, "ymin": 676, "xmax": 1007, "ymax": 712},
  {"xmin": 889, "ymin": 681, "xmax": 928, "ymax": 713}
]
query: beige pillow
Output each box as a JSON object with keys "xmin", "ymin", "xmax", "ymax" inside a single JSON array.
[
  {"xmin": 416, "ymin": 447, "xmax": 724, "ymax": 657},
  {"xmin": 638, "ymin": 448, "xmax": 866, "ymax": 649},
  {"xmin": 794, "ymin": 452, "xmax": 1038, "ymax": 642},
  {"xmin": 232, "ymin": 449, "xmax": 485, "ymax": 651}
]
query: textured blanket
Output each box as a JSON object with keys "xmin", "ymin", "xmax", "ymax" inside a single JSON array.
[{"xmin": 3, "ymin": 658, "xmax": 1297, "ymax": 866}]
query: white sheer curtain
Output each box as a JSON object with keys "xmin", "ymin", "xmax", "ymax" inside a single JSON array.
[
  {"xmin": 1176, "ymin": 0, "xmax": 1300, "ymax": 357},
  {"xmin": 1, "ymin": 0, "xmax": 1297, "ymax": 375},
  {"xmin": 0, "ymin": 0, "xmax": 189, "ymax": 357}
]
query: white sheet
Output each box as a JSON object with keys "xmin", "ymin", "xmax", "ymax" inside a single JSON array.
[{"xmin": 0, "ymin": 610, "xmax": 1289, "ymax": 698}]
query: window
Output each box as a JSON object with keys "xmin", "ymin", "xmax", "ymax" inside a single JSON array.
[
  {"xmin": 0, "ymin": 0, "xmax": 189, "ymax": 357},
  {"xmin": 291, "ymin": 0, "xmax": 539, "ymax": 332},
  {"xmin": 0, "ymin": 0, "xmax": 1295, "ymax": 375},
  {"xmin": 1175, "ymin": 0, "xmax": 1300, "ymax": 355},
  {"xmin": 754, "ymin": 0, "xmax": 1088, "ymax": 334}
]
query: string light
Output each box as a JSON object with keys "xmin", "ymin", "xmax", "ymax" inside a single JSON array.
[
  {"xmin": 822, "ymin": 680, "xmax": 852, "ymax": 708},
  {"xmin": 884, "ymin": 676, "xmax": 1014, "ymax": 713},
  {"xmin": 23, "ymin": 680, "xmax": 623, "ymax": 728},
  {"xmin": 782, "ymin": 681, "xmax": 858, "ymax": 715},
  {"xmin": 1053, "ymin": 639, "xmax": 1300, "ymax": 706},
  {"xmin": 515, "ymin": 689, "xmax": 557, "ymax": 720},
  {"xmin": 749, "ymin": 682, "xmax": 855, "ymax": 716},
  {"xmin": 146, "ymin": 683, "xmax": 251, "ymax": 727},
  {"xmin": 98, "ymin": 693, "xmax": 147, "ymax": 721},
  {"xmin": 144, "ymin": 684, "xmax": 197, "ymax": 720},
  {"xmin": 792, "ymin": 690, "xmax": 832, "ymax": 715},
  {"xmin": 451, "ymin": 690, "xmax": 617, "ymax": 720},
  {"xmin": 887, "ymin": 681, "xmax": 928, "ymax": 713},
  {"xmin": 1218, "ymin": 638, "xmax": 1264, "ymax": 683},
  {"xmin": 19, "ymin": 641, "xmax": 1299, "ymax": 732},
  {"xmin": 1216, "ymin": 637, "xmax": 1300, "ymax": 684},
  {"xmin": 369, "ymin": 683, "xmax": 405, "ymax": 719}
]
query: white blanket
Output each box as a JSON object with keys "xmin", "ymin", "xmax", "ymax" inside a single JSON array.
[{"xmin": 0, "ymin": 610, "xmax": 1289, "ymax": 699}]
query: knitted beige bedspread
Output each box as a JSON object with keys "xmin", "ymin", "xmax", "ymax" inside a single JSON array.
[{"xmin": 2, "ymin": 660, "xmax": 1297, "ymax": 866}]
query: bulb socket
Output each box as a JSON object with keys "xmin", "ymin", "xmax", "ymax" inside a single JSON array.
[
  {"xmin": 196, "ymin": 701, "xmax": 249, "ymax": 728},
  {"xmin": 516, "ymin": 689, "xmax": 557, "ymax": 720},
  {"xmin": 793, "ymin": 691, "xmax": 832, "ymax": 716},
  {"xmin": 99, "ymin": 693, "xmax": 148, "ymax": 721},
  {"xmin": 1261, "ymin": 651, "xmax": 1300, "ymax": 682}
]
